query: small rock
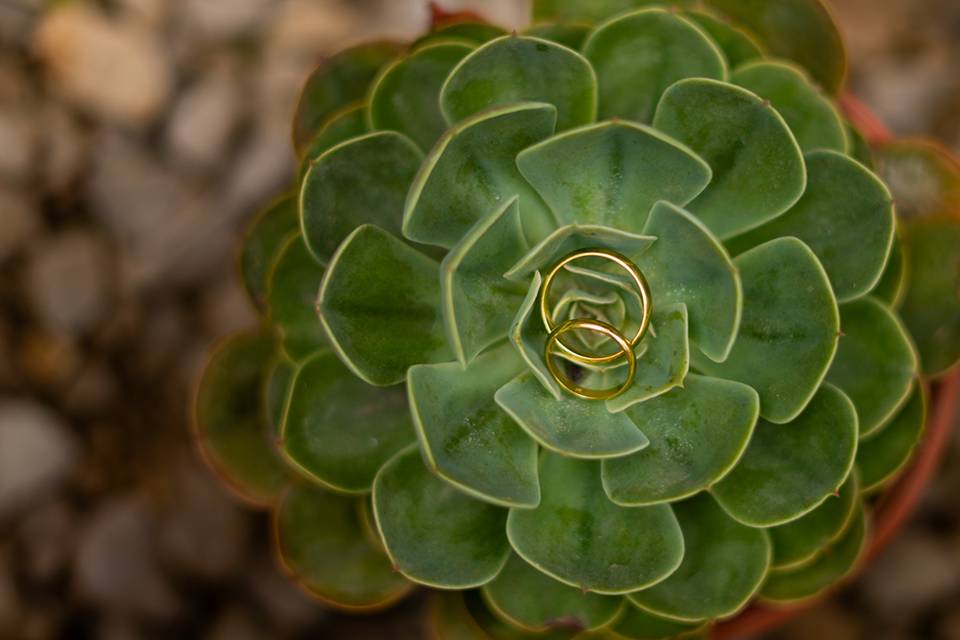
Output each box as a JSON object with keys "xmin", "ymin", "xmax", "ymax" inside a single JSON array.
[
  {"xmin": 17, "ymin": 500, "xmax": 76, "ymax": 583},
  {"xmin": 63, "ymin": 360, "xmax": 119, "ymax": 415},
  {"xmin": 0, "ymin": 401, "xmax": 78, "ymax": 521},
  {"xmin": 206, "ymin": 608, "xmax": 270, "ymax": 640},
  {"xmin": 860, "ymin": 531, "xmax": 959, "ymax": 620},
  {"xmin": 200, "ymin": 275, "xmax": 258, "ymax": 338},
  {"xmin": 0, "ymin": 103, "xmax": 38, "ymax": 181},
  {"xmin": 0, "ymin": 187, "xmax": 40, "ymax": 263},
  {"xmin": 26, "ymin": 228, "xmax": 112, "ymax": 335},
  {"xmin": 165, "ymin": 60, "xmax": 242, "ymax": 171},
  {"xmin": 39, "ymin": 104, "xmax": 88, "ymax": 193},
  {"xmin": 33, "ymin": 5, "xmax": 173, "ymax": 127},
  {"xmin": 17, "ymin": 329, "xmax": 83, "ymax": 389},
  {"xmin": 247, "ymin": 558, "xmax": 323, "ymax": 633},
  {"xmin": 74, "ymin": 497, "xmax": 180, "ymax": 620},
  {"xmin": 158, "ymin": 457, "xmax": 249, "ymax": 581},
  {"xmin": 180, "ymin": 0, "xmax": 271, "ymax": 42}
]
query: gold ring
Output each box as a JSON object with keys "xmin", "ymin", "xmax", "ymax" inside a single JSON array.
[
  {"xmin": 545, "ymin": 318, "xmax": 637, "ymax": 401},
  {"xmin": 539, "ymin": 249, "xmax": 652, "ymax": 365}
]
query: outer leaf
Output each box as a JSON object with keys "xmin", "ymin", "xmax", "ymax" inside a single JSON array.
[
  {"xmin": 682, "ymin": 10, "xmax": 764, "ymax": 68},
  {"xmin": 373, "ymin": 446, "xmax": 511, "ymax": 588},
  {"xmin": 292, "ymin": 42, "xmax": 401, "ymax": 154},
  {"xmin": 870, "ymin": 232, "xmax": 907, "ymax": 308},
  {"xmin": 195, "ymin": 332, "xmax": 291, "ymax": 505},
  {"xmin": 875, "ymin": 139, "xmax": 960, "ymax": 220},
  {"xmin": 264, "ymin": 351, "xmax": 296, "ymax": 438},
  {"xmin": 523, "ymin": 23, "xmax": 592, "ymax": 50},
  {"xmin": 692, "ymin": 238, "xmax": 839, "ymax": 423},
  {"xmin": 275, "ymin": 485, "xmax": 411, "ymax": 610},
  {"xmin": 602, "ymin": 374, "xmax": 758, "ymax": 506},
  {"xmin": 628, "ymin": 493, "xmax": 770, "ymax": 621},
  {"xmin": 442, "ymin": 197, "xmax": 530, "ymax": 366},
  {"xmin": 240, "ymin": 195, "xmax": 298, "ymax": 312},
  {"xmin": 761, "ymin": 504, "xmax": 868, "ymax": 603},
  {"xmin": 368, "ymin": 42, "xmax": 474, "ymax": 151},
  {"xmin": 403, "ymin": 103, "xmax": 558, "ymax": 249},
  {"xmin": 653, "ymin": 79, "xmax": 806, "ymax": 239},
  {"xmin": 611, "ymin": 604, "xmax": 706, "ymax": 640},
  {"xmin": 638, "ymin": 201, "xmax": 740, "ymax": 362},
  {"xmin": 731, "ymin": 61, "xmax": 848, "ymax": 153},
  {"xmin": 441, "ymin": 35, "xmax": 597, "ymax": 132},
  {"xmin": 583, "ymin": 9, "xmax": 727, "ymax": 124},
  {"xmin": 484, "ymin": 554, "xmax": 624, "ymax": 632},
  {"xmin": 726, "ymin": 150, "xmax": 895, "ymax": 302},
  {"xmin": 516, "ymin": 122, "xmax": 712, "ymax": 234},
  {"xmin": 846, "ymin": 123, "xmax": 875, "ymax": 169},
  {"xmin": 604, "ymin": 304, "xmax": 690, "ymax": 412},
  {"xmin": 702, "ymin": 0, "xmax": 846, "ymax": 94},
  {"xmin": 266, "ymin": 234, "xmax": 327, "ymax": 362},
  {"xmin": 768, "ymin": 472, "xmax": 858, "ymax": 569},
  {"xmin": 899, "ymin": 219, "xmax": 960, "ymax": 376},
  {"xmin": 425, "ymin": 592, "xmax": 491, "ymax": 640},
  {"xmin": 505, "ymin": 224, "xmax": 654, "ymax": 281},
  {"xmin": 317, "ymin": 225, "xmax": 452, "ymax": 386},
  {"xmin": 300, "ymin": 131, "xmax": 422, "ymax": 264},
  {"xmin": 712, "ymin": 384, "xmax": 858, "ymax": 527},
  {"xmin": 496, "ymin": 373, "xmax": 649, "ymax": 459},
  {"xmin": 280, "ymin": 352, "xmax": 414, "ymax": 494},
  {"xmin": 298, "ymin": 102, "xmax": 367, "ymax": 181},
  {"xmin": 857, "ymin": 382, "xmax": 927, "ymax": 494},
  {"xmin": 408, "ymin": 345, "xmax": 540, "ymax": 508},
  {"xmin": 413, "ymin": 23, "xmax": 508, "ymax": 49},
  {"xmin": 506, "ymin": 452, "xmax": 684, "ymax": 594},
  {"xmin": 826, "ymin": 297, "xmax": 918, "ymax": 438}
]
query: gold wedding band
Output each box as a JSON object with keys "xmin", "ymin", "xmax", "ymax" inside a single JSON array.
[{"xmin": 545, "ymin": 318, "xmax": 637, "ymax": 401}]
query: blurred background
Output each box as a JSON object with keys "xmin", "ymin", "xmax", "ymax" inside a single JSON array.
[{"xmin": 0, "ymin": 1, "xmax": 958, "ymax": 638}]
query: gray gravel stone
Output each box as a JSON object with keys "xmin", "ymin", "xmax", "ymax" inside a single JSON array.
[{"xmin": 0, "ymin": 187, "xmax": 40, "ymax": 263}]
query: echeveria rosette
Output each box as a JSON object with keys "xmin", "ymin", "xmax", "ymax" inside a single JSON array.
[{"xmin": 190, "ymin": 1, "xmax": 960, "ymax": 638}]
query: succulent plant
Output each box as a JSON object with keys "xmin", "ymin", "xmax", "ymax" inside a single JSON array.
[{"xmin": 194, "ymin": 1, "xmax": 960, "ymax": 638}]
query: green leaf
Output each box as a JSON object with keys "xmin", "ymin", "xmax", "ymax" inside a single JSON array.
[
  {"xmin": 298, "ymin": 102, "xmax": 368, "ymax": 182},
  {"xmin": 442, "ymin": 197, "xmax": 530, "ymax": 366},
  {"xmin": 413, "ymin": 23, "xmax": 508, "ymax": 49},
  {"xmin": 425, "ymin": 593, "xmax": 491, "ymax": 640},
  {"xmin": 266, "ymin": 234, "xmax": 327, "ymax": 362},
  {"xmin": 496, "ymin": 373, "xmax": 649, "ymax": 459},
  {"xmin": 240, "ymin": 195, "xmax": 299, "ymax": 312},
  {"xmin": 725, "ymin": 150, "xmax": 894, "ymax": 302},
  {"xmin": 264, "ymin": 351, "xmax": 296, "ymax": 438},
  {"xmin": 870, "ymin": 232, "xmax": 906, "ymax": 308},
  {"xmin": 300, "ymin": 131, "xmax": 423, "ymax": 264},
  {"xmin": 275, "ymin": 484, "xmax": 412, "ymax": 610},
  {"xmin": 712, "ymin": 383, "xmax": 857, "ymax": 527},
  {"xmin": 638, "ymin": 201, "xmax": 740, "ymax": 362},
  {"xmin": 317, "ymin": 225, "xmax": 452, "ymax": 386},
  {"xmin": 846, "ymin": 123, "xmax": 875, "ymax": 169},
  {"xmin": 731, "ymin": 61, "xmax": 848, "ymax": 153},
  {"xmin": 523, "ymin": 23, "xmax": 592, "ymax": 49},
  {"xmin": 404, "ymin": 103, "xmax": 558, "ymax": 249},
  {"xmin": 408, "ymin": 345, "xmax": 540, "ymax": 508},
  {"xmin": 899, "ymin": 219, "xmax": 960, "ymax": 376},
  {"xmin": 516, "ymin": 122, "xmax": 712, "ymax": 234},
  {"xmin": 280, "ymin": 351, "xmax": 415, "ymax": 494},
  {"xmin": 826, "ymin": 297, "xmax": 918, "ymax": 438},
  {"xmin": 510, "ymin": 273, "xmax": 564, "ymax": 400},
  {"xmin": 507, "ymin": 452, "xmax": 684, "ymax": 594},
  {"xmin": 760, "ymin": 504, "xmax": 867, "ymax": 603},
  {"xmin": 368, "ymin": 42, "xmax": 474, "ymax": 151},
  {"xmin": 604, "ymin": 304, "xmax": 690, "ymax": 413},
  {"xmin": 629, "ymin": 493, "xmax": 770, "ymax": 621},
  {"xmin": 653, "ymin": 79, "xmax": 806, "ymax": 240},
  {"xmin": 532, "ymin": 0, "xmax": 674, "ymax": 22},
  {"xmin": 583, "ymin": 9, "xmax": 727, "ymax": 124},
  {"xmin": 195, "ymin": 332, "xmax": 292, "ymax": 505},
  {"xmin": 506, "ymin": 224, "xmax": 655, "ymax": 281},
  {"xmin": 484, "ymin": 554, "xmax": 624, "ymax": 632},
  {"xmin": 610, "ymin": 604, "xmax": 706, "ymax": 640},
  {"xmin": 768, "ymin": 472, "xmax": 859, "ymax": 569},
  {"xmin": 373, "ymin": 445, "xmax": 511, "ymax": 588},
  {"xmin": 692, "ymin": 238, "xmax": 839, "ymax": 423},
  {"xmin": 876, "ymin": 139, "xmax": 960, "ymax": 221},
  {"xmin": 857, "ymin": 382, "xmax": 927, "ymax": 494},
  {"xmin": 682, "ymin": 10, "xmax": 764, "ymax": 69},
  {"xmin": 441, "ymin": 35, "xmax": 597, "ymax": 132},
  {"xmin": 702, "ymin": 0, "xmax": 846, "ymax": 94},
  {"xmin": 293, "ymin": 42, "xmax": 401, "ymax": 154},
  {"xmin": 602, "ymin": 374, "xmax": 758, "ymax": 506}
]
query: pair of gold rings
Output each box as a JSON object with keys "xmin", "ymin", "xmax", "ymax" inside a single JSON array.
[{"xmin": 540, "ymin": 249, "xmax": 653, "ymax": 401}]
